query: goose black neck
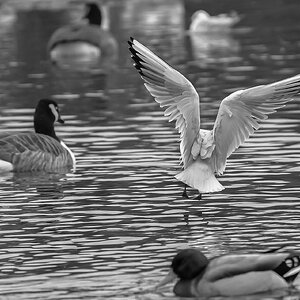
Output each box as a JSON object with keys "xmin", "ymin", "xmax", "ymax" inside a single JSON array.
[
  {"xmin": 85, "ymin": 3, "xmax": 102, "ymax": 25},
  {"xmin": 34, "ymin": 116, "xmax": 59, "ymax": 141}
]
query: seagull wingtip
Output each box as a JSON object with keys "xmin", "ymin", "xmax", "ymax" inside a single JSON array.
[{"xmin": 128, "ymin": 37, "xmax": 135, "ymax": 45}]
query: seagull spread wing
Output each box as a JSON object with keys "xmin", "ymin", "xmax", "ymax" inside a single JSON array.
[
  {"xmin": 211, "ymin": 74, "xmax": 300, "ymax": 175},
  {"xmin": 128, "ymin": 38, "xmax": 200, "ymax": 168}
]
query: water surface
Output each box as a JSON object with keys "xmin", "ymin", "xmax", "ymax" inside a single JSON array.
[{"xmin": 0, "ymin": 0, "xmax": 299, "ymax": 299}]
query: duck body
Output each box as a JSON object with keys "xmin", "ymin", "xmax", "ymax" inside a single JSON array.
[
  {"xmin": 0, "ymin": 99, "xmax": 75, "ymax": 173},
  {"xmin": 158, "ymin": 249, "xmax": 300, "ymax": 297},
  {"xmin": 128, "ymin": 38, "xmax": 300, "ymax": 196},
  {"xmin": 48, "ymin": 3, "xmax": 117, "ymax": 70},
  {"xmin": 190, "ymin": 270, "xmax": 286, "ymax": 297},
  {"xmin": 190, "ymin": 10, "xmax": 240, "ymax": 32}
]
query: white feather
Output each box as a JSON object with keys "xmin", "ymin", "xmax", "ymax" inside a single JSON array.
[
  {"xmin": 130, "ymin": 38, "xmax": 300, "ymax": 193},
  {"xmin": 0, "ymin": 160, "xmax": 13, "ymax": 172},
  {"xmin": 60, "ymin": 141, "xmax": 76, "ymax": 169},
  {"xmin": 131, "ymin": 39, "xmax": 200, "ymax": 169},
  {"xmin": 212, "ymin": 74, "xmax": 300, "ymax": 175}
]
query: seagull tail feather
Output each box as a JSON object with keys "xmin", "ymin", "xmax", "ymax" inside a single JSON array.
[{"xmin": 175, "ymin": 159, "xmax": 224, "ymax": 194}]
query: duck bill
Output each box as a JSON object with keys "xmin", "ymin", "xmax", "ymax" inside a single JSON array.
[
  {"xmin": 155, "ymin": 269, "xmax": 177, "ymax": 289},
  {"xmin": 284, "ymin": 265, "xmax": 300, "ymax": 278}
]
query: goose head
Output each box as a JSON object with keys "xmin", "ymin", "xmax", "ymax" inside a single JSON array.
[
  {"xmin": 34, "ymin": 99, "xmax": 64, "ymax": 141},
  {"xmin": 84, "ymin": 2, "xmax": 102, "ymax": 26}
]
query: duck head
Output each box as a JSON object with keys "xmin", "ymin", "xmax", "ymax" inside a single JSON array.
[
  {"xmin": 172, "ymin": 248, "xmax": 209, "ymax": 279},
  {"xmin": 156, "ymin": 248, "xmax": 208, "ymax": 295},
  {"xmin": 34, "ymin": 99, "xmax": 64, "ymax": 141},
  {"xmin": 84, "ymin": 2, "xmax": 102, "ymax": 26}
]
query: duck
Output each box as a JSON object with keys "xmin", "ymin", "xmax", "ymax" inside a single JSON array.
[
  {"xmin": 156, "ymin": 248, "xmax": 300, "ymax": 297},
  {"xmin": 47, "ymin": 2, "xmax": 118, "ymax": 70},
  {"xmin": 128, "ymin": 37, "xmax": 300, "ymax": 199},
  {"xmin": 0, "ymin": 99, "xmax": 75, "ymax": 172},
  {"xmin": 189, "ymin": 10, "xmax": 240, "ymax": 33}
]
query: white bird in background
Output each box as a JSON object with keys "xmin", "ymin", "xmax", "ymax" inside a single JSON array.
[
  {"xmin": 128, "ymin": 37, "xmax": 300, "ymax": 199},
  {"xmin": 189, "ymin": 10, "xmax": 240, "ymax": 33}
]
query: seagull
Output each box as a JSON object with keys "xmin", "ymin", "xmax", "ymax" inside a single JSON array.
[{"xmin": 128, "ymin": 37, "xmax": 300, "ymax": 198}]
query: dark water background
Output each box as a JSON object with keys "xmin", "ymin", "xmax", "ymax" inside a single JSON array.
[{"xmin": 0, "ymin": 0, "xmax": 299, "ymax": 299}]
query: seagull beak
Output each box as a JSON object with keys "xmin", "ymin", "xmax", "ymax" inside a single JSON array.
[{"xmin": 155, "ymin": 269, "xmax": 177, "ymax": 289}]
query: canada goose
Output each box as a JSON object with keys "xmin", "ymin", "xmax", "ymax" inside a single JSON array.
[
  {"xmin": 0, "ymin": 99, "xmax": 75, "ymax": 172},
  {"xmin": 190, "ymin": 10, "xmax": 240, "ymax": 32},
  {"xmin": 128, "ymin": 37, "xmax": 300, "ymax": 198},
  {"xmin": 48, "ymin": 2, "xmax": 118, "ymax": 70},
  {"xmin": 157, "ymin": 248, "xmax": 300, "ymax": 297}
]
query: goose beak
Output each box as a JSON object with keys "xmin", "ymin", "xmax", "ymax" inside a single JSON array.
[
  {"xmin": 155, "ymin": 269, "xmax": 177, "ymax": 289},
  {"xmin": 57, "ymin": 115, "xmax": 65, "ymax": 124}
]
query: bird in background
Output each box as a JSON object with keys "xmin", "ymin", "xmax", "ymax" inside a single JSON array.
[
  {"xmin": 128, "ymin": 37, "xmax": 300, "ymax": 199},
  {"xmin": 48, "ymin": 2, "xmax": 118, "ymax": 70},
  {"xmin": 0, "ymin": 99, "xmax": 75, "ymax": 173},
  {"xmin": 156, "ymin": 248, "xmax": 300, "ymax": 297},
  {"xmin": 189, "ymin": 10, "xmax": 240, "ymax": 33}
]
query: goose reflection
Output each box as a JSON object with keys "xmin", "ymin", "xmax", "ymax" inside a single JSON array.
[{"xmin": 0, "ymin": 171, "xmax": 73, "ymax": 200}]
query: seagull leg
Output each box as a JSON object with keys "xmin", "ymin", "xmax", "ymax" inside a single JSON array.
[{"xmin": 182, "ymin": 184, "xmax": 189, "ymax": 198}]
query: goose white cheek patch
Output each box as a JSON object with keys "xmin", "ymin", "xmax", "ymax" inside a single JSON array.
[{"xmin": 49, "ymin": 104, "xmax": 59, "ymax": 122}]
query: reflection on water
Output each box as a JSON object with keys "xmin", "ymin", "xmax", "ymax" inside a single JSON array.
[
  {"xmin": 0, "ymin": 0, "xmax": 299, "ymax": 299},
  {"xmin": 189, "ymin": 30, "xmax": 241, "ymax": 65}
]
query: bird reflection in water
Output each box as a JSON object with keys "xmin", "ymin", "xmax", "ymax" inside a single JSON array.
[{"xmin": 0, "ymin": 171, "xmax": 73, "ymax": 200}]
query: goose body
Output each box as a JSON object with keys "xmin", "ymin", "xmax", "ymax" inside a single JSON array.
[
  {"xmin": 48, "ymin": 2, "xmax": 117, "ymax": 70},
  {"xmin": 190, "ymin": 10, "xmax": 240, "ymax": 32},
  {"xmin": 0, "ymin": 99, "xmax": 75, "ymax": 173},
  {"xmin": 157, "ymin": 248, "xmax": 300, "ymax": 297},
  {"xmin": 128, "ymin": 38, "xmax": 300, "ymax": 197}
]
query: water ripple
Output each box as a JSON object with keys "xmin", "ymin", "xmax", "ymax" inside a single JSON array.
[{"xmin": 0, "ymin": 0, "xmax": 299, "ymax": 299}]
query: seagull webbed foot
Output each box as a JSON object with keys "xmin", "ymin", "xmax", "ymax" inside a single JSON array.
[{"xmin": 193, "ymin": 193, "xmax": 202, "ymax": 200}]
